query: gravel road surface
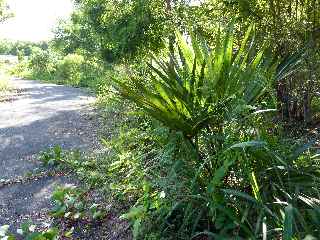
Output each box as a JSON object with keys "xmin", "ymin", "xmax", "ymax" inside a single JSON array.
[{"xmin": 0, "ymin": 78, "xmax": 99, "ymax": 229}]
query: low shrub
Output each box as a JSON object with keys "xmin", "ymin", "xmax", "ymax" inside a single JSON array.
[
  {"xmin": 77, "ymin": 57, "xmax": 107, "ymax": 89},
  {"xmin": 55, "ymin": 53, "xmax": 84, "ymax": 86},
  {"xmin": 28, "ymin": 47, "xmax": 57, "ymax": 80},
  {"xmin": 10, "ymin": 59, "xmax": 31, "ymax": 78},
  {"xmin": 5, "ymin": 21, "xmax": 319, "ymax": 240}
]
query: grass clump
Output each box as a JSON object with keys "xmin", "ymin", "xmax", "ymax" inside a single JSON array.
[
  {"xmin": 0, "ymin": 62, "xmax": 12, "ymax": 92},
  {"xmin": 0, "ymin": 77, "xmax": 10, "ymax": 92}
]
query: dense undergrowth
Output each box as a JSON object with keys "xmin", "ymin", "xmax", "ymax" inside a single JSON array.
[
  {"xmin": 104, "ymin": 26, "xmax": 320, "ymax": 240},
  {"xmin": 93, "ymin": 26, "xmax": 320, "ymax": 239},
  {"xmin": 2, "ymin": 10, "xmax": 320, "ymax": 240},
  {"xmin": 11, "ymin": 25, "xmax": 319, "ymax": 239},
  {"xmin": 1, "ymin": 0, "xmax": 320, "ymax": 238}
]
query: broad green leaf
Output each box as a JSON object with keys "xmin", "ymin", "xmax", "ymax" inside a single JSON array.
[
  {"xmin": 229, "ymin": 141, "xmax": 266, "ymax": 150},
  {"xmin": 283, "ymin": 204, "xmax": 294, "ymax": 240}
]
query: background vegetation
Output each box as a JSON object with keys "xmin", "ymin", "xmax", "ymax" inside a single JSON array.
[{"xmin": 0, "ymin": 39, "xmax": 48, "ymax": 56}]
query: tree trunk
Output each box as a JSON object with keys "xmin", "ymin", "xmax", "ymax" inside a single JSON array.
[
  {"xmin": 303, "ymin": 90, "xmax": 312, "ymax": 123},
  {"xmin": 166, "ymin": 0, "xmax": 175, "ymax": 65},
  {"xmin": 277, "ymin": 79, "xmax": 290, "ymax": 120}
]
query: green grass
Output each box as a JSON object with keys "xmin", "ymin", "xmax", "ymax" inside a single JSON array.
[
  {"xmin": 0, "ymin": 63, "xmax": 14, "ymax": 101},
  {"xmin": 0, "ymin": 77, "xmax": 10, "ymax": 91},
  {"xmin": 0, "ymin": 69, "xmax": 11, "ymax": 92}
]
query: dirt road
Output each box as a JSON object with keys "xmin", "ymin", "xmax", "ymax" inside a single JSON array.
[{"xmin": 0, "ymin": 78, "xmax": 99, "ymax": 228}]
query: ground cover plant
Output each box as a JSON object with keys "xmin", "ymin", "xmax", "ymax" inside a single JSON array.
[{"xmin": 0, "ymin": 222, "xmax": 58, "ymax": 240}]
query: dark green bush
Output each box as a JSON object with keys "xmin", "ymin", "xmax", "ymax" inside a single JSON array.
[
  {"xmin": 28, "ymin": 47, "xmax": 57, "ymax": 80},
  {"xmin": 55, "ymin": 53, "xmax": 84, "ymax": 86},
  {"xmin": 77, "ymin": 57, "xmax": 107, "ymax": 89}
]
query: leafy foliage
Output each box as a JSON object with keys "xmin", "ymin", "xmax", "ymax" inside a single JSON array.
[
  {"xmin": 24, "ymin": 21, "xmax": 317, "ymax": 239},
  {"xmin": 115, "ymin": 23, "xmax": 271, "ymax": 138},
  {"xmin": 27, "ymin": 47, "xmax": 57, "ymax": 80},
  {"xmin": 51, "ymin": 185, "xmax": 105, "ymax": 221},
  {"xmin": 0, "ymin": 222, "xmax": 58, "ymax": 240},
  {"xmin": 0, "ymin": 39, "xmax": 48, "ymax": 56},
  {"xmin": 39, "ymin": 145, "xmax": 64, "ymax": 167},
  {"xmin": 109, "ymin": 25, "xmax": 320, "ymax": 239},
  {"xmin": 11, "ymin": 49, "xmax": 108, "ymax": 90},
  {"xmin": 53, "ymin": 0, "xmax": 170, "ymax": 62},
  {"xmin": 55, "ymin": 54, "xmax": 84, "ymax": 86}
]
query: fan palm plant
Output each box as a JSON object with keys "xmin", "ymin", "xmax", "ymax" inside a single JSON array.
[
  {"xmin": 112, "ymin": 23, "xmax": 315, "ymax": 239},
  {"xmin": 114, "ymin": 24, "xmax": 272, "ymax": 141}
]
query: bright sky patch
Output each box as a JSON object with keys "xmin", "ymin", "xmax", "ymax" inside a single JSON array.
[{"xmin": 0, "ymin": 0, "xmax": 73, "ymax": 42}]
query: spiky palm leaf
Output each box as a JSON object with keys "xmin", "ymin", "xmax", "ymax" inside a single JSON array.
[{"xmin": 114, "ymin": 24, "xmax": 287, "ymax": 138}]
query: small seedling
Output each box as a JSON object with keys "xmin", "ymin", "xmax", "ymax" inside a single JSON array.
[
  {"xmin": 51, "ymin": 185, "xmax": 106, "ymax": 222},
  {"xmin": 39, "ymin": 145, "xmax": 63, "ymax": 167}
]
